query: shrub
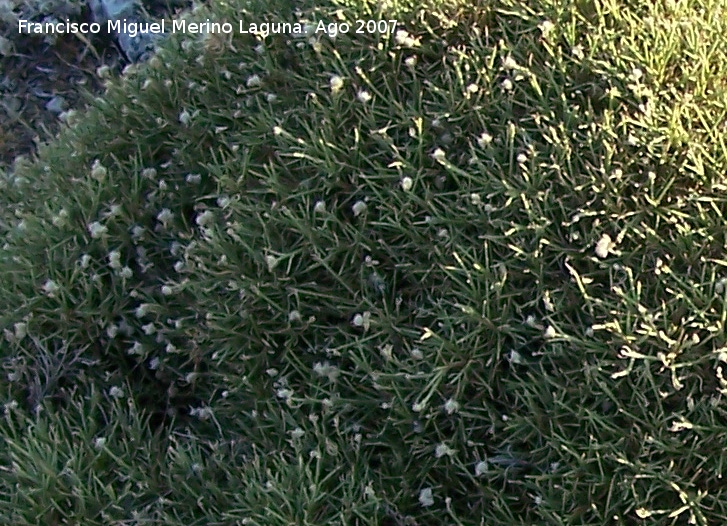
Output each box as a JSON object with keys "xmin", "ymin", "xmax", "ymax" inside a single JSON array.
[{"xmin": 4, "ymin": 0, "xmax": 727, "ymax": 523}]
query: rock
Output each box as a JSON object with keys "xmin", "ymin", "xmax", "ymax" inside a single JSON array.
[
  {"xmin": 45, "ymin": 95, "xmax": 67, "ymax": 113},
  {"xmin": 0, "ymin": 35, "xmax": 12, "ymax": 56},
  {"xmin": 89, "ymin": 0, "xmax": 166, "ymax": 62},
  {"xmin": 89, "ymin": 0, "xmax": 136, "ymax": 21}
]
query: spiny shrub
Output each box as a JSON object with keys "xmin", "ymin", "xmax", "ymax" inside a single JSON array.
[{"xmin": 4, "ymin": 0, "xmax": 727, "ymax": 523}]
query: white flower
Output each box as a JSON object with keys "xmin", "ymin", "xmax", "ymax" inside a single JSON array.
[
  {"xmin": 351, "ymin": 200, "xmax": 367, "ymax": 217},
  {"xmin": 395, "ymin": 29, "xmax": 410, "ymax": 45},
  {"xmin": 431, "ymin": 148, "xmax": 446, "ymax": 161},
  {"xmin": 14, "ymin": 322, "xmax": 27, "ymax": 340},
  {"xmin": 349, "ymin": 310, "xmax": 370, "ymax": 331},
  {"xmin": 313, "ymin": 361, "xmax": 340, "ymax": 382},
  {"xmin": 96, "ymin": 64, "xmax": 111, "ymax": 78},
  {"xmin": 418, "ymin": 488, "xmax": 434, "ymax": 507},
  {"xmin": 443, "ymin": 398, "xmax": 460, "ymax": 415},
  {"xmin": 395, "ymin": 29, "xmax": 419, "ymax": 47},
  {"xmin": 141, "ymin": 167, "xmax": 157, "ymax": 179},
  {"xmin": 357, "ymin": 90, "xmax": 372, "ymax": 103},
  {"xmin": 149, "ymin": 357, "xmax": 160, "ymax": 370},
  {"xmin": 474, "ymin": 460, "xmax": 488, "ymax": 476},
  {"xmin": 543, "ymin": 291, "xmax": 555, "ymax": 312},
  {"xmin": 135, "ymin": 303, "xmax": 151, "ymax": 318},
  {"xmin": 156, "ymin": 208, "xmax": 174, "ymax": 226},
  {"xmin": 517, "ymin": 153, "xmax": 528, "ymax": 164},
  {"xmin": 276, "ymin": 388, "xmax": 294, "ymax": 400},
  {"xmin": 404, "ymin": 55, "xmax": 417, "ymax": 68},
  {"xmin": 142, "ymin": 323, "xmax": 156, "ymax": 336},
  {"xmin": 189, "ymin": 406, "xmax": 213, "ymax": 420},
  {"xmin": 272, "ymin": 125, "xmax": 284, "ymax": 136},
  {"xmin": 539, "ymin": 20, "xmax": 555, "ymax": 35},
  {"xmin": 246, "ymin": 74, "xmax": 262, "ymax": 87},
  {"xmin": 501, "ymin": 78, "xmax": 514, "ymax": 91},
  {"xmin": 595, "ymin": 233, "xmax": 612, "ymax": 258},
  {"xmin": 544, "ymin": 325, "xmax": 557, "ymax": 339},
  {"xmin": 465, "ymin": 83, "xmax": 479, "ymax": 94},
  {"xmin": 119, "ymin": 267, "xmax": 133, "ymax": 279},
  {"xmin": 42, "ymin": 279, "xmax": 60, "ymax": 296},
  {"xmin": 412, "ymin": 401, "xmax": 425, "ymax": 412},
  {"xmin": 477, "ymin": 132, "xmax": 493, "ymax": 148},
  {"xmin": 265, "ymin": 254, "xmax": 280, "ymax": 272},
  {"xmin": 266, "ymin": 92, "xmax": 277, "ymax": 103},
  {"xmin": 363, "ymin": 482, "xmax": 376, "ymax": 500},
  {"xmin": 572, "ymin": 45, "xmax": 585, "ymax": 60},
  {"xmin": 52, "ymin": 208, "xmax": 69, "ymax": 227},
  {"xmin": 435, "ymin": 443, "xmax": 456, "ymax": 458},
  {"xmin": 470, "ymin": 193, "xmax": 482, "ymax": 206},
  {"xmin": 631, "ymin": 68, "xmax": 643, "ymax": 80},
  {"xmin": 93, "ymin": 437, "xmax": 107, "ymax": 450},
  {"xmin": 104, "ymin": 204, "xmax": 122, "ymax": 218},
  {"xmin": 502, "ymin": 56, "xmax": 519, "ymax": 70},
  {"xmin": 288, "ymin": 310, "xmax": 302, "ymax": 323},
  {"xmin": 179, "ymin": 110, "xmax": 192, "ymax": 126},
  {"xmin": 108, "ymin": 386, "xmax": 125, "ymax": 398},
  {"xmin": 330, "ymin": 75, "xmax": 344, "ymax": 93},
  {"xmin": 108, "ymin": 250, "xmax": 122, "ymax": 269},
  {"xmin": 314, "ymin": 200, "xmax": 326, "ymax": 213},
  {"xmin": 186, "ymin": 173, "xmax": 202, "ymax": 184},
  {"xmin": 195, "ymin": 210, "xmax": 214, "ymax": 227},
  {"xmin": 87, "ymin": 221, "xmax": 108, "ymax": 239},
  {"xmin": 401, "ymin": 177, "xmax": 413, "ymax": 191},
  {"xmin": 508, "ymin": 349, "xmax": 524, "ymax": 364},
  {"xmin": 174, "ymin": 261, "xmax": 185, "ymax": 272},
  {"xmin": 79, "ymin": 254, "xmax": 92, "ymax": 269},
  {"xmin": 106, "ymin": 324, "xmax": 118, "ymax": 338},
  {"xmin": 91, "ymin": 160, "xmax": 107, "ymax": 181},
  {"xmin": 161, "ymin": 285, "xmax": 173, "ymax": 296},
  {"xmin": 131, "ymin": 225, "xmax": 145, "ymax": 240},
  {"xmin": 170, "ymin": 242, "xmax": 183, "ymax": 257},
  {"xmin": 290, "ymin": 427, "xmax": 305, "ymax": 439}
]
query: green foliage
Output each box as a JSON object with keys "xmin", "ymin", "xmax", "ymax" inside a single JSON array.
[{"xmin": 4, "ymin": 0, "xmax": 727, "ymax": 523}]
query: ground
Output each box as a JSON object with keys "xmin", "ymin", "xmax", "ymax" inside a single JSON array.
[{"xmin": 0, "ymin": 0, "xmax": 189, "ymax": 168}]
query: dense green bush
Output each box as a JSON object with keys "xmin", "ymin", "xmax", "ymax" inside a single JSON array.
[{"xmin": 4, "ymin": 0, "xmax": 727, "ymax": 523}]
